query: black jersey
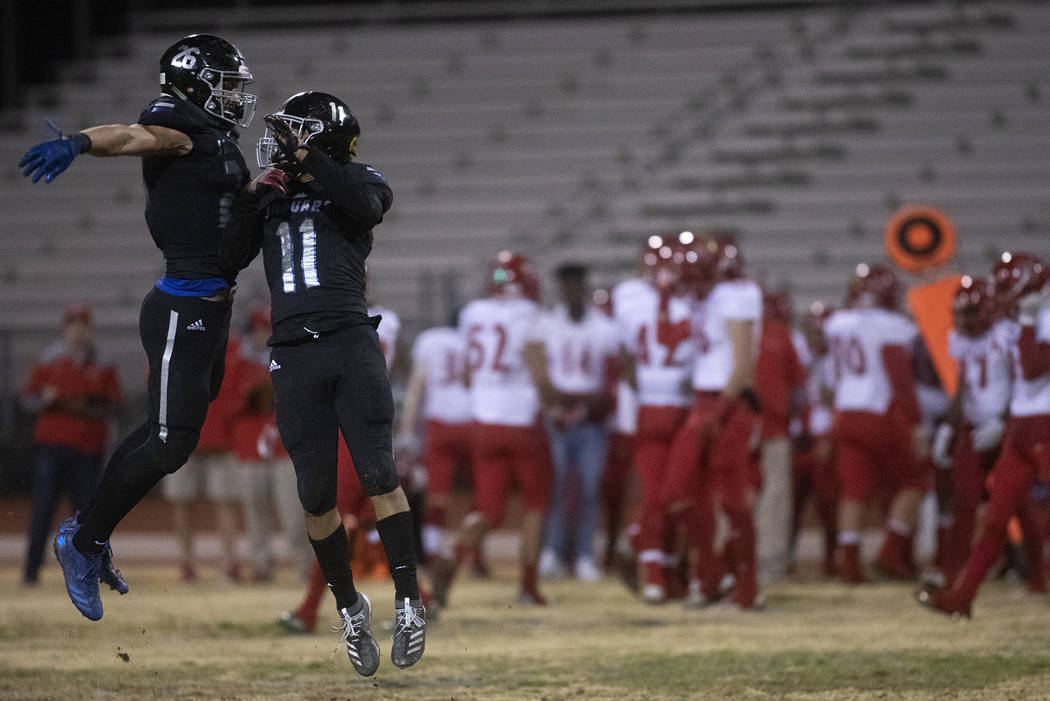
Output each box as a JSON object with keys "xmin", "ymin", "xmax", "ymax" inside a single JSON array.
[
  {"xmin": 259, "ymin": 150, "xmax": 393, "ymax": 345},
  {"xmin": 137, "ymin": 95, "xmax": 249, "ymax": 280}
]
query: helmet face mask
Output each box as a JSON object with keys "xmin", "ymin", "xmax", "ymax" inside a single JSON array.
[
  {"xmin": 160, "ymin": 34, "xmax": 256, "ymax": 128},
  {"xmin": 200, "ymin": 70, "xmax": 256, "ymax": 127},
  {"xmin": 256, "ymin": 91, "xmax": 361, "ymax": 169},
  {"xmin": 256, "ymin": 113, "xmax": 326, "ymax": 168}
]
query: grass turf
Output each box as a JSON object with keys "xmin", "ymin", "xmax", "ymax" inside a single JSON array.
[{"xmin": 2, "ymin": 564, "xmax": 1049, "ymax": 700}]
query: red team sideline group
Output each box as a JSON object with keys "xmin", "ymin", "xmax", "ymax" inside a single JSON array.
[{"xmin": 402, "ymin": 235, "xmax": 1050, "ymax": 618}]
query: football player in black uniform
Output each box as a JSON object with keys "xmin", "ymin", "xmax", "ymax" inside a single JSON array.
[
  {"xmin": 18, "ymin": 34, "xmax": 255, "ymax": 621},
  {"xmin": 236, "ymin": 91, "xmax": 425, "ymax": 676}
]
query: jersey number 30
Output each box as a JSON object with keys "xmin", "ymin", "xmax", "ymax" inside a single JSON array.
[{"xmin": 278, "ymin": 217, "xmax": 319, "ymax": 293}]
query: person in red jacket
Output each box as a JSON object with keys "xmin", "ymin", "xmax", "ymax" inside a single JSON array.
[
  {"xmin": 160, "ymin": 336, "xmax": 244, "ymax": 583},
  {"xmin": 21, "ymin": 304, "xmax": 122, "ymax": 585},
  {"xmin": 754, "ymin": 292, "xmax": 807, "ymax": 583}
]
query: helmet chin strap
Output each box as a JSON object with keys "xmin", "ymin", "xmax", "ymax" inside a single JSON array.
[{"xmin": 167, "ymin": 85, "xmax": 189, "ymax": 100}]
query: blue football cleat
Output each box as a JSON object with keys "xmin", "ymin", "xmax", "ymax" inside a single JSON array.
[
  {"xmin": 99, "ymin": 544, "xmax": 129, "ymax": 595},
  {"xmin": 53, "ymin": 515, "xmax": 104, "ymax": 621}
]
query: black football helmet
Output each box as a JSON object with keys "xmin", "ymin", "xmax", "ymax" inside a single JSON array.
[
  {"xmin": 159, "ymin": 34, "xmax": 255, "ymax": 128},
  {"xmin": 256, "ymin": 91, "xmax": 361, "ymax": 168}
]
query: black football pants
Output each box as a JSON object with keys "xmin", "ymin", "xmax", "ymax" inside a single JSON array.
[
  {"xmin": 270, "ymin": 321, "xmax": 399, "ymax": 515},
  {"xmin": 78, "ymin": 286, "xmax": 232, "ymax": 544}
]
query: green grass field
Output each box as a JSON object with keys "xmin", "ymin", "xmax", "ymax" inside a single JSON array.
[{"xmin": 2, "ymin": 564, "xmax": 1050, "ymax": 700}]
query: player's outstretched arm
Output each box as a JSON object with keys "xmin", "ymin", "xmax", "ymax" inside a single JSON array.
[
  {"xmin": 20, "ymin": 123, "xmax": 192, "ymax": 184},
  {"xmin": 82, "ymin": 124, "xmax": 193, "ymax": 158}
]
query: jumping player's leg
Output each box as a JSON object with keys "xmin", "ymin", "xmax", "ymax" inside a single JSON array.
[
  {"xmin": 73, "ymin": 291, "xmax": 230, "ymax": 553},
  {"xmin": 330, "ymin": 325, "xmax": 418, "ymax": 603},
  {"xmin": 270, "ymin": 334, "xmax": 387, "ymax": 675},
  {"xmin": 332, "ymin": 323, "xmax": 425, "ymax": 669},
  {"xmin": 54, "ymin": 289, "xmax": 231, "ymax": 620}
]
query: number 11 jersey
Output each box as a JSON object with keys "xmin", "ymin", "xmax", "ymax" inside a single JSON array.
[{"xmin": 260, "ymin": 156, "xmax": 393, "ymax": 344}]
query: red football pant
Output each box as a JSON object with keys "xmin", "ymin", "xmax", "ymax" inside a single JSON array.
[
  {"xmin": 791, "ymin": 436, "xmax": 837, "ymax": 571},
  {"xmin": 423, "ymin": 419, "xmax": 474, "ymax": 525},
  {"xmin": 663, "ymin": 395, "xmax": 758, "ymax": 604},
  {"xmin": 833, "ymin": 410, "xmax": 925, "ymax": 503},
  {"xmin": 472, "ymin": 422, "xmax": 552, "ymax": 526},
  {"xmin": 953, "ymin": 415, "xmax": 1050, "ymax": 604},
  {"xmin": 941, "ymin": 426, "xmax": 996, "ymax": 580},
  {"xmin": 632, "ymin": 406, "xmax": 689, "ymax": 556}
]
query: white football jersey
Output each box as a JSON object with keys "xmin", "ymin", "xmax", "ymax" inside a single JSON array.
[
  {"xmin": 611, "ymin": 379, "xmax": 638, "ymax": 435},
  {"xmin": 369, "ymin": 305, "xmax": 400, "ymax": 371},
  {"xmin": 410, "ymin": 326, "xmax": 472, "ymax": 425},
  {"xmin": 1000, "ymin": 310, "xmax": 1050, "ymax": 417},
  {"xmin": 791, "ymin": 352, "xmax": 835, "ymax": 438},
  {"xmin": 537, "ymin": 305, "xmax": 619, "ymax": 394},
  {"xmin": 615, "ymin": 280, "xmax": 694, "ymax": 408},
  {"xmin": 691, "ymin": 279, "xmax": 763, "ymax": 392},
  {"xmin": 824, "ymin": 307, "xmax": 917, "ymax": 414},
  {"xmin": 458, "ymin": 296, "xmax": 542, "ymax": 427},
  {"xmin": 948, "ymin": 328, "xmax": 1011, "ymax": 426}
]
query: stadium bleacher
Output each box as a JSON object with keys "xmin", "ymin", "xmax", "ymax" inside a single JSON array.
[{"xmin": 0, "ymin": 1, "xmax": 1047, "ymax": 396}]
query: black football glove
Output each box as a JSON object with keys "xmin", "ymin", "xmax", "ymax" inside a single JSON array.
[{"xmin": 263, "ymin": 114, "xmax": 302, "ymax": 162}]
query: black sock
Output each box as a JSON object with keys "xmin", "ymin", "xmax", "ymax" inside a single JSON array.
[
  {"xmin": 376, "ymin": 511, "xmax": 420, "ymax": 601},
  {"xmin": 74, "ymin": 470, "xmax": 159, "ymax": 555},
  {"xmin": 310, "ymin": 525, "xmax": 359, "ymax": 612}
]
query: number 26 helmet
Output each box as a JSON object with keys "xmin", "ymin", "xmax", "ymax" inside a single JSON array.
[
  {"xmin": 159, "ymin": 34, "xmax": 256, "ymax": 128},
  {"xmin": 256, "ymin": 91, "xmax": 362, "ymax": 168}
]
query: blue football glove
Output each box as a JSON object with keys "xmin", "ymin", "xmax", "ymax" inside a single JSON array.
[{"xmin": 19, "ymin": 118, "xmax": 91, "ymax": 184}]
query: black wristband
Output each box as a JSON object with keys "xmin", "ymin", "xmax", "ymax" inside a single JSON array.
[{"xmin": 72, "ymin": 132, "xmax": 92, "ymax": 154}]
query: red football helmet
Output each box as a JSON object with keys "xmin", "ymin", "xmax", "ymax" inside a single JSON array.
[
  {"xmin": 992, "ymin": 251, "xmax": 1049, "ymax": 318},
  {"xmin": 676, "ymin": 231, "xmax": 721, "ymax": 298},
  {"xmin": 951, "ymin": 275, "xmax": 995, "ymax": 337},
  {"xmin": 845, "ymin": 263, "xmax": 901, "ymax": 310},
  {"xmin": 487, "ymin": 251, "xmax": 540, "ymax": 301},
  {"xmin": 641, "ymin": 234, "xmax": 679, "ymax": 291}
]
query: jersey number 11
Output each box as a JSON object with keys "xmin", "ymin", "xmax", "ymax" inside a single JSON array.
[{"xmin": 278, "ymin": 217, "xmax": 320, "ymax": 293}]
